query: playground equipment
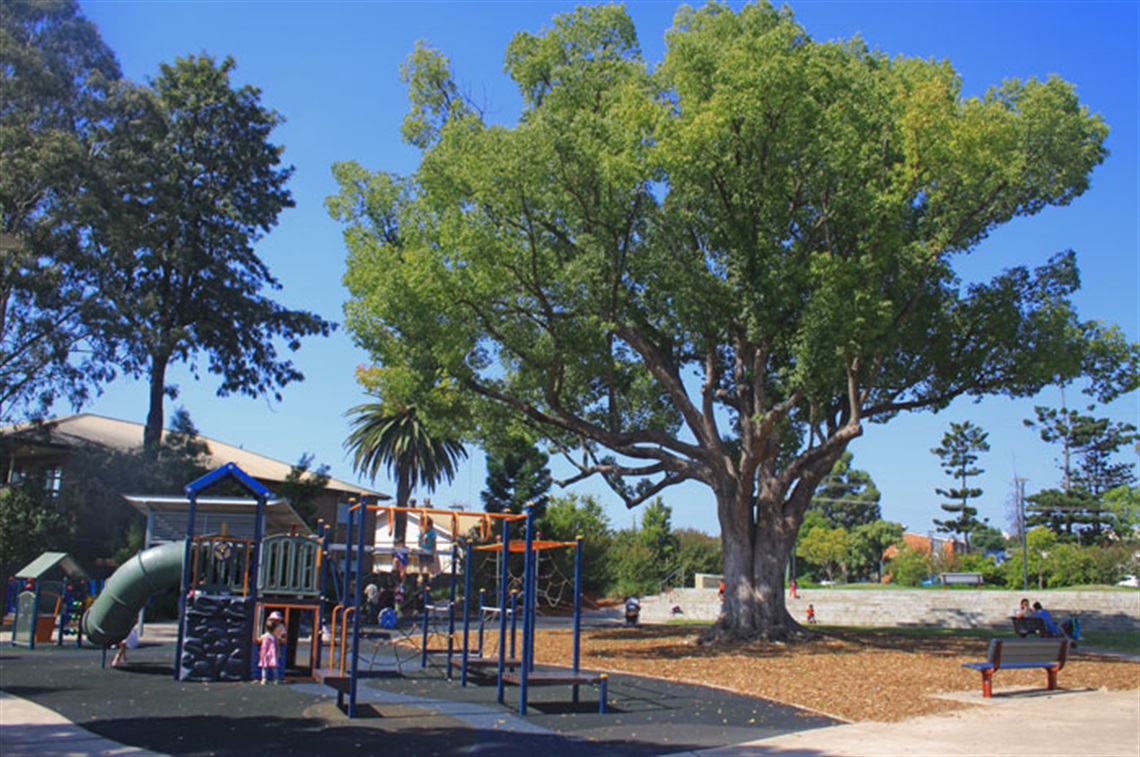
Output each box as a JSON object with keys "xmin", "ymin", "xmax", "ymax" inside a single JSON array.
[
  {"xmin": 10, "ymin": 552, "xmax": 90, "ymax": 649},
  {"xmin": 328, "ymin": 501, "xmax": 605, "ymax": 717},
  {"xmin": 79, "ymin": 463, "xmax": 325, "ymax": 683},
  {"xmin": 82, "ymin": 541, "xmax": 184, "ymax": 647},
  {"xmin": 462, "ymin": 533, "xmax": 605, "ymax": 714},
  {"xmin": 319, "ymin": 500, "xmax": 525, "ymax": 715}
]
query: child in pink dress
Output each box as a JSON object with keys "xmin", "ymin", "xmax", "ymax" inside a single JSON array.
[{"xmin": 259, "ymin": 613, "xmax": 282, "ymax": 684}]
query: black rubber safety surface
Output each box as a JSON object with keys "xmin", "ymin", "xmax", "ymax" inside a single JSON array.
[{"xmin": 0, "ymin": 639, "xmax": 840, "ymax": 756}]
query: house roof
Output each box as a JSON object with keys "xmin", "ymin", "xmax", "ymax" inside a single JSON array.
[
  {"xmin": 1, "ymin": 413, "xmax": 384, "ymax": 498},
  {"xmin": 122, "ymin": 494, "xmax": 311, "ymax": 540}
]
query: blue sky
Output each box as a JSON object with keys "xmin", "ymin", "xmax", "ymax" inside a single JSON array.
[{"xmin": 74, "ymin": 1, "xmax": 1138, "ymax": 537}]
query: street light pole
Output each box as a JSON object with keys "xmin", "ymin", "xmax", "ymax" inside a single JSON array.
[{"xmin": 1016, "ymin": 477, "xmax": 1029, "ymax": 591}]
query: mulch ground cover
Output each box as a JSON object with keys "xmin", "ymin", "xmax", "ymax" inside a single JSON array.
[{"xmin": 535, "ymin": 625, "xmax": 1140, "ymax": 722}]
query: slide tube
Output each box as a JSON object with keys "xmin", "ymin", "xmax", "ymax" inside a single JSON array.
[{"xmin": 81, "ymin": 541, "xmax": 186, "ymax": 647}]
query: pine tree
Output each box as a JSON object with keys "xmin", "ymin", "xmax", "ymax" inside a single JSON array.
[
  {"xmin": 481, "ymin": 437, "xmax": 552, "ymax": 520},
  {"xmin": 932, "ymin": 421, "xmax": 990, "ymax": 550}
]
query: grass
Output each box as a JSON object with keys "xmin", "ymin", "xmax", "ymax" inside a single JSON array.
[
  {"xmin": 1080, "ymin": 630, "xmax": 1140, "ymax": 656},
  {"xmin": 663, "ymin": 621, "xmax": 1139, "ymax": 655}
]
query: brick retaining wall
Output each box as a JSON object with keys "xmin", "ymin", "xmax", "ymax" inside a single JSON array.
[{"xmin": 641, "ymin": 587, "xmax": 1140, "ymax": 633}]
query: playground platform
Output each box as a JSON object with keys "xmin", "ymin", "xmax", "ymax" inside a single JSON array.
[{"xmin": 3, "ymin": 621, "xmax": 1138, "ymax": 757}]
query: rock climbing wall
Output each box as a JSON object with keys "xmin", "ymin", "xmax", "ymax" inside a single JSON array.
[{"xmin": 180, "ymin": 594, "xmax": 251, "ymax": 682}]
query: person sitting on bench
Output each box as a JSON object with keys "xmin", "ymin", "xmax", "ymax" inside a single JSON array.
[{"xmin": 1032, "ymin": 601, "xmax": 1063, "ymax": 636}]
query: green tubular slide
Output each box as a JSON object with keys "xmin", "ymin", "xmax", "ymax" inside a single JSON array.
[{"xmin": 82, "ymin": 540, "xmax": 186, "ymax": 647}]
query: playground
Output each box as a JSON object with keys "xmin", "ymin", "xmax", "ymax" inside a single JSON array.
[
  {"xmin": 2, "ymin": 463, "xmax": 1137, "ymax": 755},
  {"xmin": 3, "ymin": 619, "xmax": 1139, "ymax": 757}
]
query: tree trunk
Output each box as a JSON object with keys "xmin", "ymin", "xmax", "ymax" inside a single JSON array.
[
  {"xmin": 143, "ymin": 353, "xmax": 170, "ymax": 455},
  {"xmin": 394, "ymin": 472, "xmax": 410, "ymax": 546},
  {"xmin": 713, "ymin": 487, "xmax": 804, "ymax": 642}
]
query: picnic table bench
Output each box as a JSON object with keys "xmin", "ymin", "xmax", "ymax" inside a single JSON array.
[
  {"xmin": 939, "ymin": 572, "xmax": 983, "ymax": 588},
  {"xmin": 961, "ymin": 637, "xmax": 1069, "ymax": 697}
]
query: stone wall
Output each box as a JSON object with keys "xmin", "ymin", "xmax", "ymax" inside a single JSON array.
[{"xmin": 641, "ymin": 587, "xmax": 1140, "ymax": 633}]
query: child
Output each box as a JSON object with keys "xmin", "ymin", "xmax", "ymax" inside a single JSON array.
[
  {"xmin": 112, "ymin": 625, "xmax": 139, "ymax": 667},
  {"xmin": 418, "ymin": 516, "xmax": 439, "ymax": 576},
  {"xmin": 259, "ymin": 613, "xmax": 283, "ymax": 684},
  {"xmin": 806, "ymin": 604, "xmax": 817, "ymax": 624}
]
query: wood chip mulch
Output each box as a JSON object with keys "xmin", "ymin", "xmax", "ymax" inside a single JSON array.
[{"xmin": 530, "ymin": 626, "xmax": 1140, "ymax": 723}]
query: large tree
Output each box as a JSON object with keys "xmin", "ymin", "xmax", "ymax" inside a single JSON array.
[
  {"xmin": 1025, "ymin": 403, "xmax": 1137, "ymax": 541},
  {"xmin": 0, "ymin": 0, "xmax": 121, "ymax": 422},
  {"xmin": 88, "ymin": 54, "xmax": 331, "ymax": 450},
  {"xmin": 332, "ymin": 3, "xmax": 1132, "ymax": 640}
]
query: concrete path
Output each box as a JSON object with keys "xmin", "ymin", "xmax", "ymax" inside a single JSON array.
[
  {"xmin": 667, "ymin": 688, "xmax": 1140, "ymax": 757},
  {"xmin": 0, "ymin": 690, "xmax": 165, "ymax": 757}
]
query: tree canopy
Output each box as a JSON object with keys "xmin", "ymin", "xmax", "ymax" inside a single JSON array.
[
  {"xmin": 344, "ymin": 402, "xmax": 467, "ymax": 543},
  {"xmin": 481, "ymin": 435, "xmax": 552, "ymax": 519},
  {"xmin": 89, "ymin": 54, "xmax": 332, "ymax": 449},
  {"xmin": 0, "ymin": 0, "xmax": 121, "ymax": 422},
  {"xmin": 331, "ymin": 2, "xmax": 1133, "ymax": 640},
  {"xmin": 808, "ymin": 451, "xmax": 881, "ymax": 530}
]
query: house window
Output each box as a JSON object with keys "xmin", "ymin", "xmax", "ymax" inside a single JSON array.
[{"xmin": 44, "ymin": 467, "xmax": 62, "ymax": 499}]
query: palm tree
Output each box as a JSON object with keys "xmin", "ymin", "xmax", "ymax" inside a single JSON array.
[{"xmin": 344, "ymin": 403, "xmax": 467, "ymax": 544}]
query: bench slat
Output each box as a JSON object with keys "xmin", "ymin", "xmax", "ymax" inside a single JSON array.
[
  {"xmin": 998, "ymin": 642, "xmax": 1066, "ymax": 666},
  {"xmin": 961, "ymin": 638, "xmax": 1069, "ymax": 698}
]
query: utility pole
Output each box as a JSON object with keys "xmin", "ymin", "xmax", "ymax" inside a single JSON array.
[{"xmin": 1016, "ymin": 477, "xmax": 1029, "ymax": 591}]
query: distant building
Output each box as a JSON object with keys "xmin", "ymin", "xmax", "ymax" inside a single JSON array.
[
  {"xmin": 0, "ymin": 413, "xmax": 385, "ymax": 551},
  {"xmin": 882, "ymin": 532, "xmax": 964, "ymax": 562},
  {"xmin": 881, "ymin": 532, "xmax": 965, "ymax": 583}
]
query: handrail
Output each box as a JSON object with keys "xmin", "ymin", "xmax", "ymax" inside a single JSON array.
[
  {"xmin": 658, "ymin": 566, "xmax": 685, "ymax": 595},
  {"xmin": 339, "ymin": 607, "xmax": 356, "ymax": 676},
  {"xmin": 329, "ymin": 604, "xmax": 344, "ymax": 670}
]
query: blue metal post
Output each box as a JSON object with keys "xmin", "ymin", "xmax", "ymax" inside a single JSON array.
[
  {"xmin": 477, "ymin": 588, "xmax": 486, "ymax": 656},
  {"xmin": 246, "ymin": 492, "xmax": 267, "ymax": 682},
  {"xmin": 420, "ymin": 585, "xmax": 431, "ymax": 668},
  {"xmin": 348, "ymin": 503, "xmax": 366, "ymax": 718},
  {"xmin": 519, "ymin": 504, "xmax": 536, "ymax": 715},
  {"xmin": 314, "ymin": 520, "xmax": 327, "ymax": 670},
  {"xmin": 174, "ymin": 491, "xmax": 198, "ymax": 680},
  {"xmin": 28, "ymin": 581, "xmax": 40, "ymax": 651},
  {"xmin": 495, "ymin": 517, "xmax": 511, "ymax": 705},
  {"xmin": 461, "ymin": 539, "xmax": 473, "ymax": 686},
  {"xmin": 573, "ymin": 536, "xmax": 583, "ymax": 674},
  {"xmin": 446, "ymin": 541, "xmax": 458, "ymax": 680},
  {"xmin": 571, "ymin": 536, "xmax": 583, "ymax": 705}
]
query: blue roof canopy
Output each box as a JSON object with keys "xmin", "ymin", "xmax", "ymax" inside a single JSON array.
[{"xmin": 185, "ymin": 462, "xmax": 274, "ymax": 499}]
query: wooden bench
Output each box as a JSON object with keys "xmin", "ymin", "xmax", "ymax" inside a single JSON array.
[
  {"xmin": 1011, "ymin": 616, "xmax": 1046, "ymax": 637},
  {"xmin": 1011, "ymin": 614, "xmax": 1077, "ymax": 640},
  {"xmin": 961, "ymin": 638, "xmax": 1069, "ymax": 697},
  {"xmin": 939, "ymin": 572, "xmax": 983, "ymax": 588}
]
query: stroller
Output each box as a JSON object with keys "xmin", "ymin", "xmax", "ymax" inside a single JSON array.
[{"xmin": 624, "ymin": 596, "xmax": 641, "ymax": 627}]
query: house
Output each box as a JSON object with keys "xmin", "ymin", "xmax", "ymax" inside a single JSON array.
[
  {"xmin": 0, "ymin": 414, "xmax": 386, "ymax": 555},
  {"xmin": 880, "ymin": 532, "xmax": 965, "ymax": 583},
  {"xmin": 882, "ymin": 532, "xmax": 964, "ymax": 562}
]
